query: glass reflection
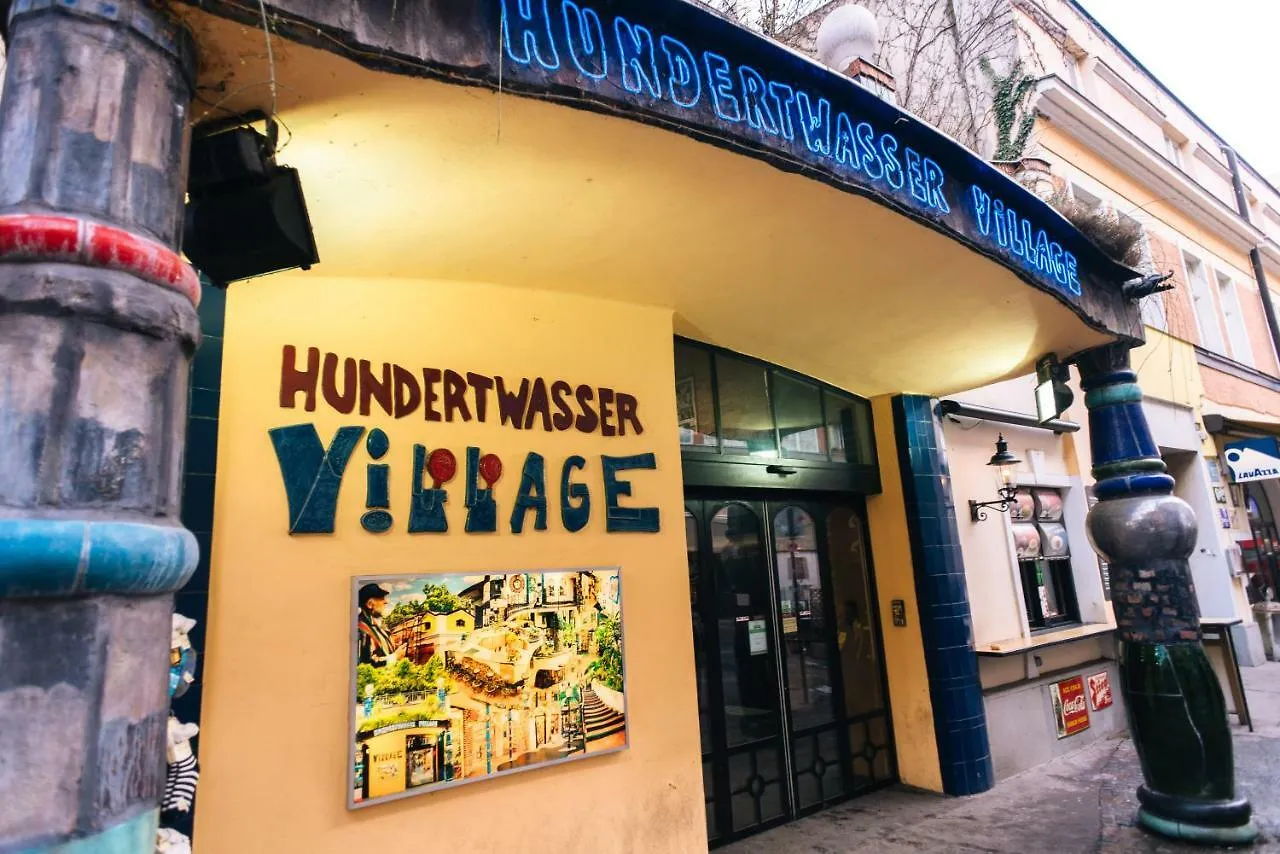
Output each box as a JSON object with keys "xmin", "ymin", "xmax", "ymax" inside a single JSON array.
[
  {"xmin": 675, "ymin": 343, "xmax": 718, "ymax": 450},
  {"xmin": 773, "ymin": 506, "xmax": 836, "ymax": 730},
  {"xmin": 687, "ymin": 510, "xmax": 711, "ymax": 750},
  {"xmin": 710, "ymin": 504, "xmax": 778, "ymax": 745},
  {"xmin": 773, "ymin": 373, "xmax": 826, "ymax": 460},
  {"xmin": 715, "ymin": 355, "xmax": 776, "ymax": 457},
  {"xmin": 827, "ymin": 506, "xmax": 884, "ymax": 717}
]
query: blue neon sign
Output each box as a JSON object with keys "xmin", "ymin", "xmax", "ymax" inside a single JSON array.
[{"xmin": 499, "ymin": 0, "xmax": 1086, "ymax": 300}]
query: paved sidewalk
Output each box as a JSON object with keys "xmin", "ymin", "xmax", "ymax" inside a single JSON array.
[{"xmin": 723, "ymin": 662, "xmax": 1280, "ymax": 853}]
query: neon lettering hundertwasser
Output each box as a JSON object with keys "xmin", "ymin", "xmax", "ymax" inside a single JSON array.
[
  {"xmin": 500, "ymin": 0, "xmax": 1086, "ymax": 300},
  {"xmin": 501, "ymin": 0, "xmax": 948, "ymax": 218}
]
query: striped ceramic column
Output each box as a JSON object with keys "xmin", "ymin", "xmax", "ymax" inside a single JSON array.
[
  {"xmin": 1079, "ymin": 344, "xmax": 1255, "ymax": 845},
  {"xmin": 0, "ymin": 1, "xmax": 199, "ymax": 849}
]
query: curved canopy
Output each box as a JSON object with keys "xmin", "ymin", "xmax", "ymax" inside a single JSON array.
[{"xmin": 176, "ymin": 0, "xmax": 1141, "ymax": 395}]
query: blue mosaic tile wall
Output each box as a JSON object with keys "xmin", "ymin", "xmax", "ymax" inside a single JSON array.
[
  {"xmin": 891, "ymin": 395, "xmax": 993, "ymax": 796},
  {"xmin": 169, "ymin": 279, "xmax": 224, "ymax": 838}
]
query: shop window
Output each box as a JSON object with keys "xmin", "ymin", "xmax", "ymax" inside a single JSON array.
[
  {"xmin": 773, "ymin": 373, "xmax": 826, "ymax": 461},
  {"xmin": 824, "ymin": 390, "xmax": 874, "ymax": 465},
  {"xmin": 674, "ymin": 342, "xmax": 719, "ymax": 450},
  {"xmin": 715, "ymin": 354, "xmax": 776, "ymax": 457},
  {"xmin": 673, "ymin": 338, "xmax": 874, "ymax": 467},
  {"xmin": 1011, "ymin": 488, "xmax": 1081, "ymax": 630}
]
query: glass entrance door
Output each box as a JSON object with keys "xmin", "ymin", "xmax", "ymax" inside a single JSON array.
[{"xmin": 686, "ymin": 494, "xmax": 896, "ymax": 847}]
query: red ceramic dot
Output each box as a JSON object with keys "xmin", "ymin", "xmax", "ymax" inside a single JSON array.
[
  {"xmin": 479, "ymin": 453, "xmax": 503, "ymax": 488},
  {"xmin": 428, "ymin": 448, "xmax": 457, "ymax": 488}
]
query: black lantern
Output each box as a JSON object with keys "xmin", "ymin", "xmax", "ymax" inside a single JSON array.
[{"xmin": 969, "ymin": 434, "xmax": 1022, "ymax": 521}]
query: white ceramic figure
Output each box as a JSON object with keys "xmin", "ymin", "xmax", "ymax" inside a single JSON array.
[
  {"xmin": 163, "ymin": 717, "xmax": 200, "ymax": 813},
  {"xmin": 155, "ymin": 827, "xmax": 192, "ymax": 854}
]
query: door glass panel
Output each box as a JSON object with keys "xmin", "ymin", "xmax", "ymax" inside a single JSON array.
[
  {"xmin": 773, "ymin": 373, "xmax": 826, "ymax": 461},
  {"xmin": 827, "ymin": 506, "xmax": 885, "ymax": 717},
  {"xmin": 728, "ymin": 747, "xmax": 787, "ymax": 832},
  {"xmin": 772, "ymin": 505, "xmax": 837, "ymax": 729},
  {"xmin": 674, "ymin": 343, "xmax": 719, "ymax": 450},
  {"xmin": 792, "ymin": 726, "xmax": 847, "ymax": 810},
  {"xmin": 710, "ymin": 504, "xmax": 779, "ymax": 745},
  {"xmin": 686, "ymin": 510, "xmax": 711, "ymax": 750},
  {"xmin": 715, "ymin": 355, "xmax": 776, "ymax": 457}
]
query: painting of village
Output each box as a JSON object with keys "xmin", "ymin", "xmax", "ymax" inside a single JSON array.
[{"xmin": 349, "ymin": 568, "xmax": 627, "ymax": 807}]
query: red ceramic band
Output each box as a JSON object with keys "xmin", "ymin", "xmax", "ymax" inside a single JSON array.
[{"xmin": 0, "ymin": 214, "xmax": 201, "ymax": 307}]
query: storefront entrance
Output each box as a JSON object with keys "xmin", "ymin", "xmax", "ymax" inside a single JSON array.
[{"xmin": 685, "ymin": 492, "xmax": 896, "ymax": 846}]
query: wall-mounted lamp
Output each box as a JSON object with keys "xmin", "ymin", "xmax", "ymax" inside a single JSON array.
[{"xmin": 969, "ymin": 434, "xmax": 1021, "ymax": 522}]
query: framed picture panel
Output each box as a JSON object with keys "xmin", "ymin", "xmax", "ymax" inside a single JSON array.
[{"xmin": 349, "ymin": 568, "xmax": 627, "ymax": 808}]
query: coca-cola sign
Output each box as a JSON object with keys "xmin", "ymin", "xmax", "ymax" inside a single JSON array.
[
  {"xmin": 1050, "ymin": 676, "xmax": 1090, "ymax": 738},
  {"xmin": 1088, "ymin": 672, "xmax": 1114, "ymax": 711}
]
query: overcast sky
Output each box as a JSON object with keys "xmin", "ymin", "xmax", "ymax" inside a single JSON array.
[{"xmin": 1078, "ymin": 0, "xmax": 1280, "ymax": 181}]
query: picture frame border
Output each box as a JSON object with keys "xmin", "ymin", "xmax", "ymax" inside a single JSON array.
[{"xmin": 346, "ymin": 566, "xmax": 629, "ymax": 810}]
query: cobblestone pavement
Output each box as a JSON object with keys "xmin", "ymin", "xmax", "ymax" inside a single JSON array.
[{"xmin": 722, "ymin": 662, "xmax": 1280, "ymax": 853}]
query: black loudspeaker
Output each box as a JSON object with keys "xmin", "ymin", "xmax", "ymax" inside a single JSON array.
[
  {"xmin": 183, "ymin": 119, "xmax": 320, "ymax": 286},
  {"xmin": 184, "ymin": 167, "xmax": 319, "ymax": 285}
]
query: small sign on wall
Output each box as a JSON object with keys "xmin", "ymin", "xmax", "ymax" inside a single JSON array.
[
  {"xmin": 747, "ymin": 620, "xmax": 769, "ymax": 655},
  {"xmin": 1050, "ymin": 676, "xmax": 1090, "ymax": 739},
  {"xmin": 1088, "ymin": 672, "xmax": 1113, "ymax": 711}
]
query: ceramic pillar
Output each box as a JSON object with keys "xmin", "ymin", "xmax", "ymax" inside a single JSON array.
[
  {"xmin": 893, "ymin": 395, "xmax": 993, "ymax": 795},
  {"xmin": 0, "ymin": 1, "xmax": 199, "ymax": 849},
  {"xmin": 1079, "ymin": 344, "xmax": 1256, "ymax": 845}
]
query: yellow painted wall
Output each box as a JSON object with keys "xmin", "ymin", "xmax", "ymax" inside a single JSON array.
[
  {"xmin": 1129, "ymin": 329, "xmax": 1204, "ymax": 413},
  {"xmin": 195, "ymin": 275, "xmax": 704, "ymax": 852},
  {"xmin": 865, "ymin": 396, "xmax": 944, "ymax": 793}
]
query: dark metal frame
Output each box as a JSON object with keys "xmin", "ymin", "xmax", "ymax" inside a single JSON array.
[
  {"xmin": 686, "ymin": 490, "xmax": 897, "ymax": 847},
  {"xmin": 937, "ymin": 399, "xmax": 1081, "ymax": 434},
  {"xmin": 676, "ymin": 337, "xmax": 881, "ymax": 494}
]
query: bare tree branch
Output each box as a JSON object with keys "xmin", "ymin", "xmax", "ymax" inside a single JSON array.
[{"xmin": 694, "ymin": 0, "xmax": 1018, "ymax": 155}]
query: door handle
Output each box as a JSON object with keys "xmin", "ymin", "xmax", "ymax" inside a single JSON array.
[{"xmin": 766, "ymin": 465, "xmax": 797, "ymax": 476}]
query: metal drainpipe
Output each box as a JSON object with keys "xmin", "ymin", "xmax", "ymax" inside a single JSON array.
[{"xmin": 1223, "ymin": 145, "xmax": 1280, "ymax": 365}]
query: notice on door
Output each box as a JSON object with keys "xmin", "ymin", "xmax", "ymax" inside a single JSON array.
[{"xmin": 748, "ymin": 620, "xmax": 768, "ymax": 655}]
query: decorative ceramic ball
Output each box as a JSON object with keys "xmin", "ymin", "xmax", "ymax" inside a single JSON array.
[{"xmin": 815, "ymin": 4, "xmax": 880, "ymax": 71}]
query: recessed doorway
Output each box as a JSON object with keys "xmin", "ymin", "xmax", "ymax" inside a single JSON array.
[{"xmin": 686, "ymin": 492, "xmax": 896, "ymax": 847}]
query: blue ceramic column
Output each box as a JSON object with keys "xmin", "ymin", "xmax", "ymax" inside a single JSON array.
[
  {"xmin": 1079, "ymin": 345, "xmax": 1255, "ymax": 844},
  {"xmin": 892, "ymin": 395, "xmax": 993, "ymax": 795},
  {"xmin": 0, "ymin": 2, "xmax": 200, "ymax": 849}
]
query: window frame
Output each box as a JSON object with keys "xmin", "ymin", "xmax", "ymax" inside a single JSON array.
[
  {"xmin": 1182, "ymin": 251, "xmax": 1227, "ymax": 354},
  {"xmin": 1214, "ymin": 270, "xmax": 1255, "ymax": 367},
  {"xmin": 1117, "ymin": 210, "xmax": 1166, "ymax": 332},
  {"xmin": 674, "ymin": 336, "xmax": 881, "ymax": 493},
  {"xmin": 1006, "ymin": 484, "xmax": 1091, "ymax": 633},
  {"xmin": 1064, "ymin": 183, "xmax": 1168, "ymax": 332}
]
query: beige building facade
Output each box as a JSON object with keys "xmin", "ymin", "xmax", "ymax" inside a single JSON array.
[{"xmin": 775, "ymin": 0, "xmax": 1280, "ymax": 780}]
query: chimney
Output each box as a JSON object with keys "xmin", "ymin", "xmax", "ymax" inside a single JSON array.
[{"xmin": 814, "ymin": 4, "xmax": 896, "ymax": 104}]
